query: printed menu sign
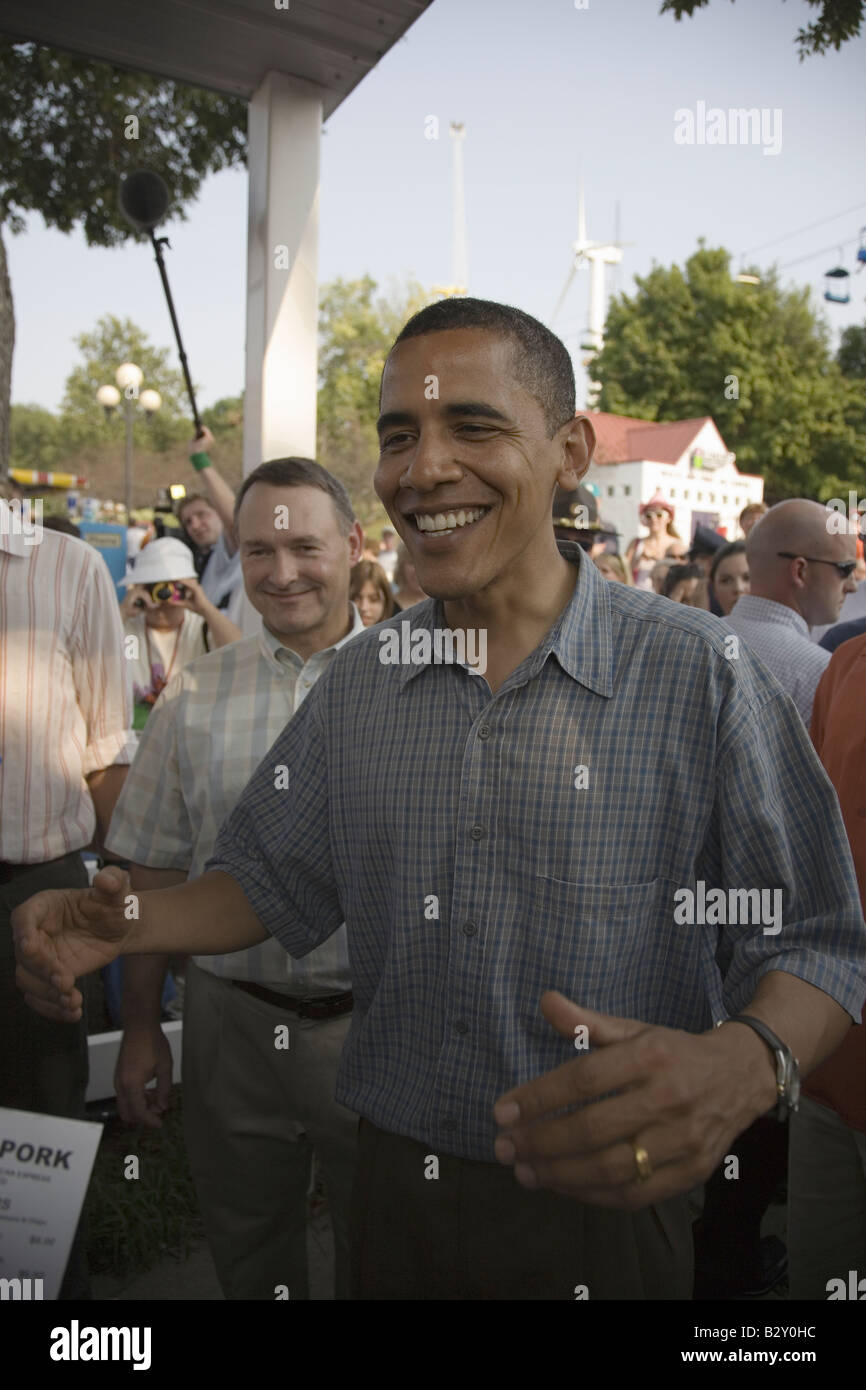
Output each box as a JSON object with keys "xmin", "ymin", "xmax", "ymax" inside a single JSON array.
[{"xmin": 0, "ymin": 1107, "xmax": 102, "ymax": 1300}]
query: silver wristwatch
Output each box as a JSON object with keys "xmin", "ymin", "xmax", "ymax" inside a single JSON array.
[{"xmin": 726, "ymin": 1014, "xmax": 801, "ymax": 1121}]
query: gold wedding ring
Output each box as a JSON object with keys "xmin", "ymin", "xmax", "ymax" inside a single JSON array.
[{"xmin": 630, "ymin": 1139, "xmax": 653, "ymax": 1182}]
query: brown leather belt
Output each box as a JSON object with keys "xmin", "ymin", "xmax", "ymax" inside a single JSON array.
[{"xmin": 231, "ymin": 979, "xmax": 353, "ymax": 1020}]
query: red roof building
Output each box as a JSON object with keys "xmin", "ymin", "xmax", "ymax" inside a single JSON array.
[{"xmin": 582, "ymin": 410, "xmax": 763, "ymax": 545}]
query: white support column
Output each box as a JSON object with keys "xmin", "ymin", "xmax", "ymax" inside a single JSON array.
[{"xmin": 245, "ymin": 72, "xmax": 323, "ymax": 474}]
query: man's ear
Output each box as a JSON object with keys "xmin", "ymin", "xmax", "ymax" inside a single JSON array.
[
  {"xmin": 347, "ymin": 521, "xmax": 365, "ymax": 564},
  {"xmin": 557, "ymin": 413, "xmax": 596, "ymax": 492}
]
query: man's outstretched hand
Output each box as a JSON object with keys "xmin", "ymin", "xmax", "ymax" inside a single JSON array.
[
  {"xmin": 12, "ymin": 866, "xmax": 135, "ymax": 1023},
  {"xmin": 492, "ymin": 991, "xmax": 776, "ymax": 1210}
]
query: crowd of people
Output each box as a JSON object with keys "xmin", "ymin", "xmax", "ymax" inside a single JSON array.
[{"xmin": 3, "ymin": 296, "xmax": 865, "ymax": 1303}]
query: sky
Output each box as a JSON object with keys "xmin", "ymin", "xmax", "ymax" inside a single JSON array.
[{"xmin": 6, "ymin": 0, "xmax": 866, "ymax": 416}]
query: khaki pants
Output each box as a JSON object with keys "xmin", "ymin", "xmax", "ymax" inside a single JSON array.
[
  {"xmin": 350, "ymin": 1117, "xmax": 693, "ymax": 1300},
  {"xmin": 788, "ymin": 1095, "xmax": 866, "ymax": 1300},
  {"xmin": 182, "ymin": 961, "xmax": 359, "ymax": 1300}
]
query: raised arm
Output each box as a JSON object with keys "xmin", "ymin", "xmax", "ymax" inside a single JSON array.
[{"xmin": 189, "ymin": 426, "xmax": 238, "ymax": 557}]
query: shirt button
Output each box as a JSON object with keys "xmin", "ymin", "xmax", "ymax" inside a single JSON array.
[
  {"xmin": 858, "ymin": 808, "xmax": 866, "ymax": 819},
  {"xmin": 462, "ymin": 920, "xmax": 478, "ymax": 936},
  {"xmin": 470, "ymin": 824, "xmax": 485, "ymax": 841},
  {"xmin": 455, "ymin": 1021, "xmax": 469, "ymax": 1035},
  {"xmin": 442, "ymin": 1118, "xmax": 457, "ymax": 1132},
  {"xmin": 478, "ymin": 725, "xmax": 490, "ymax": 740}
]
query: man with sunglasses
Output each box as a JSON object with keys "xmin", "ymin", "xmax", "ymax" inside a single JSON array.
[{"xmin": 726, "ymin": 498, "xmax": 857, "ymax": 728}]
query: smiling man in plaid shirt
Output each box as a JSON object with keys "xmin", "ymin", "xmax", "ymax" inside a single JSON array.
[{"xmin": 14, "ymin": 299, "xmax": 866, "ymax": 1300}]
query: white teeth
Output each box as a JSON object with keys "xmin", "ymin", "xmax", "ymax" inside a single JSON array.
[{"xmin": 414, "ymin": 507, "xmax": 488, "ymax": 532}]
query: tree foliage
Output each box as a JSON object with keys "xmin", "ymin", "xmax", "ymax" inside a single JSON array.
[
  {"xmin": 0, "ymin": 40, "xmax": 246, "ymax": 242},
  {"xmin": 837, "ymin": 322, "xmax": 866, "ymax": 378},
  {"xmin": 316, "ymin": 276, "xmax": 434, "ymax": 521},
  {"xmin": 592, "ymin": 245, "xmax": 866, "ymax": 503},
  {"xmin": 59, "ymin": 315, "xmax": 192, "ymax": 453},
  {"xmin": 660, "ymin": 0, "xmax": 864, "ymax": 58},
  {"xmin": 0, "ymin": 38, "xmax": 247, "ymax": 472},
  {"xmin": 201, "ymin": 394, "xmax": 244, "ymax": 442},
  {"xmin": 9, "ymin": 403, "xmax": 64, "ymax": 472}
]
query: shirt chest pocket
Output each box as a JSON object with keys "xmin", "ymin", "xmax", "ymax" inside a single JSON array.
[{"xmin": 525, "ymin": 874, "xmax": 679, "ymax": 1015}]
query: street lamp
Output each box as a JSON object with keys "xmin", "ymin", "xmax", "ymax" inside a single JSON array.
[{"xmin": 96, "ymin": 364, "xmax": 161, "ymax": 520}]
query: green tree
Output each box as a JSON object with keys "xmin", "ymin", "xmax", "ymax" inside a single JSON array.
[
  {"xmin": 592, "ymin": 244, "xmax": 865, "ymax": 502},
  {"xmin": 59, "ymin": 315, "xmax": 192, "ymax": 453},
  {"xmin": 0, "ymin": 39, "xmax": 247, "ymax": 472},
  {"xmin": 837, "ymin": 322, "xmax": 866, "ymax": 378},
  {"xmin": 202, "ymin": 394, "xmax": 244, "ymax": 441},
  {"xmin": 9, "ymin": 403, "xmax": 63, "ymax": 472},
  {"xmin": 316, "ymin": 276, "xmax": 433, "ymax": 522},
  {"xmin": 660, "ymin": 0, "xmax": 863, "ymax": 58}
]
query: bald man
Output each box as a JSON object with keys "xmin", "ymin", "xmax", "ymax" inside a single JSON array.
[{"xmin": 726, "ymin": 500, "xmax": 858, "ymax": 727}]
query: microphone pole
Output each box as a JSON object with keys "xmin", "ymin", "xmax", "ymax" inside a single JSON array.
[
  {"xmin": 118, "ymin": 169, "xmax": 203, "ymax": 435},
  {"xmin": 148, "ymin": 230, "xmax": 202, "ymax": 435}
]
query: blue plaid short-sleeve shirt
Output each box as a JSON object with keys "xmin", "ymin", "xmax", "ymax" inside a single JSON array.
[{"xmin": 207, "ymin": 542, "xmax": 866, "ymax": 1161}]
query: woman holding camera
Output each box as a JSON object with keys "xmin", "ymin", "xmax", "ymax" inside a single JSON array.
[{"xmin": 120, "ymin": 536, "xmax": 242, "ymax": 728}]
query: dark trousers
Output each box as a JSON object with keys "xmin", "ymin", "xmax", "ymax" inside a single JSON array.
[
  {"xmin": 350, "ymin": 1117, "xmax": 693, "ymax": 1300},
  {"xmin": 693, "ymin": 1115, "xmax": 788, "ymax": 1290},
  {"xmin": 0, "ymin": 852, "xmax": 90, "ymax": 1299}
]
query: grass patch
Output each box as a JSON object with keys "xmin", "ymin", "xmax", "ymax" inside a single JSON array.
[{"xmin": 85, "ymin": 1087, "xmax": 204, "ymax": 1277}]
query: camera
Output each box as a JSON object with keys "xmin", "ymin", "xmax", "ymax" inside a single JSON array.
[{"xmin": 135, "ymin": 581, "xmax": 190, "ymax": 607}]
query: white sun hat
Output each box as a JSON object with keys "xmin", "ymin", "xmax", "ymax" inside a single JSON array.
[{"xmin": 120, "ymin": 536, "xmax": 197, "ymax": 586}]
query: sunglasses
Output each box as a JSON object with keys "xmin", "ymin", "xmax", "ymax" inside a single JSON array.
[
  {"xmin": 776, "ymin": 552, "xmax": 857, "ymax": 579},
  {"xmin": 644, "ymin": 510, "xmax": 668, "ymax": 519}
]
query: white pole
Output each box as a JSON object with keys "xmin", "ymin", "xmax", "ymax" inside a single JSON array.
[
  {"xmin": 588, "ymin": 254, "xmax": 606, "ymax": 350},
  {"xmin": 245, "ymin": 71, "xmax": 322, "ymax": 470}
]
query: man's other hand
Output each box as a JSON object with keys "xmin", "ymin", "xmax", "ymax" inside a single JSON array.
[
  {"xmin": 492, "ymin": 991, "xmax": 776, "ymax": 1210},
  {"xmin": 115, "ymin": 1023, "xmax": 174, "ymax": 1128}
]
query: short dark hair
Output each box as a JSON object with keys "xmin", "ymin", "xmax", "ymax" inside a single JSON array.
[
  {"xmin": 389, "ymin": 297, "xmax": 576, "ymax": 437},
  {"xmin": 234, "ymin": 458, "xmax": 356, "ymax": 535},
  {"xmin": 175, "ymin": 492, "xmax": 216, "ymax": 524},
  {"xmin": 710, "ymin": 539, "xmax": 746, "ymax": 585},
  {"xmin": 662, "ymin": 562, "xmax": 703, "ymax": 599}
]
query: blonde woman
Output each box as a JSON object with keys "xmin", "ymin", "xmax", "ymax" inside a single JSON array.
[
  {"xmin": 593, "ymin": 553, "xmax": 633, "ymax": 585},
  {"xmin": 626, "ymin": 495, "xmax": 685, "ymax": 590}
]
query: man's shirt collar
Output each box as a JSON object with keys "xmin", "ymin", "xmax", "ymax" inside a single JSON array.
[
  {"xmin": 258, "ymin": 602, "xmax": 365, "ymax": 675},
  {"xmin": 390, "ymin": 540, "xmax": 614, "ymax": 698},
  {"xmin": 732, "ymin": 594, "xmax": 811, "ymax": 638}
]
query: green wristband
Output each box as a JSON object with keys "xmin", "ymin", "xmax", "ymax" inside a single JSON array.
[{"xmin": 191, "ymin": 452, "xmax": 211, "ymax": 471}]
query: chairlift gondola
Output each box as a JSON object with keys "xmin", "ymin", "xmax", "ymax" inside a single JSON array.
[
  {"xmin": 857, "ymin": 227, "xmax": 866, "ymax": 270},
  {"xmin": 824, "ymin": 249, "xmax": 851, "ymax": 304}
]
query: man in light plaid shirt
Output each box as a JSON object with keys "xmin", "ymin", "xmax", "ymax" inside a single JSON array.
[
  {"xmin": 104, "ymin": 459, "xmax": 365, "ymax": 1301},
  {"xmin": 15, "ymin": 299, "xmax": 866, "ymax": 1300}
]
